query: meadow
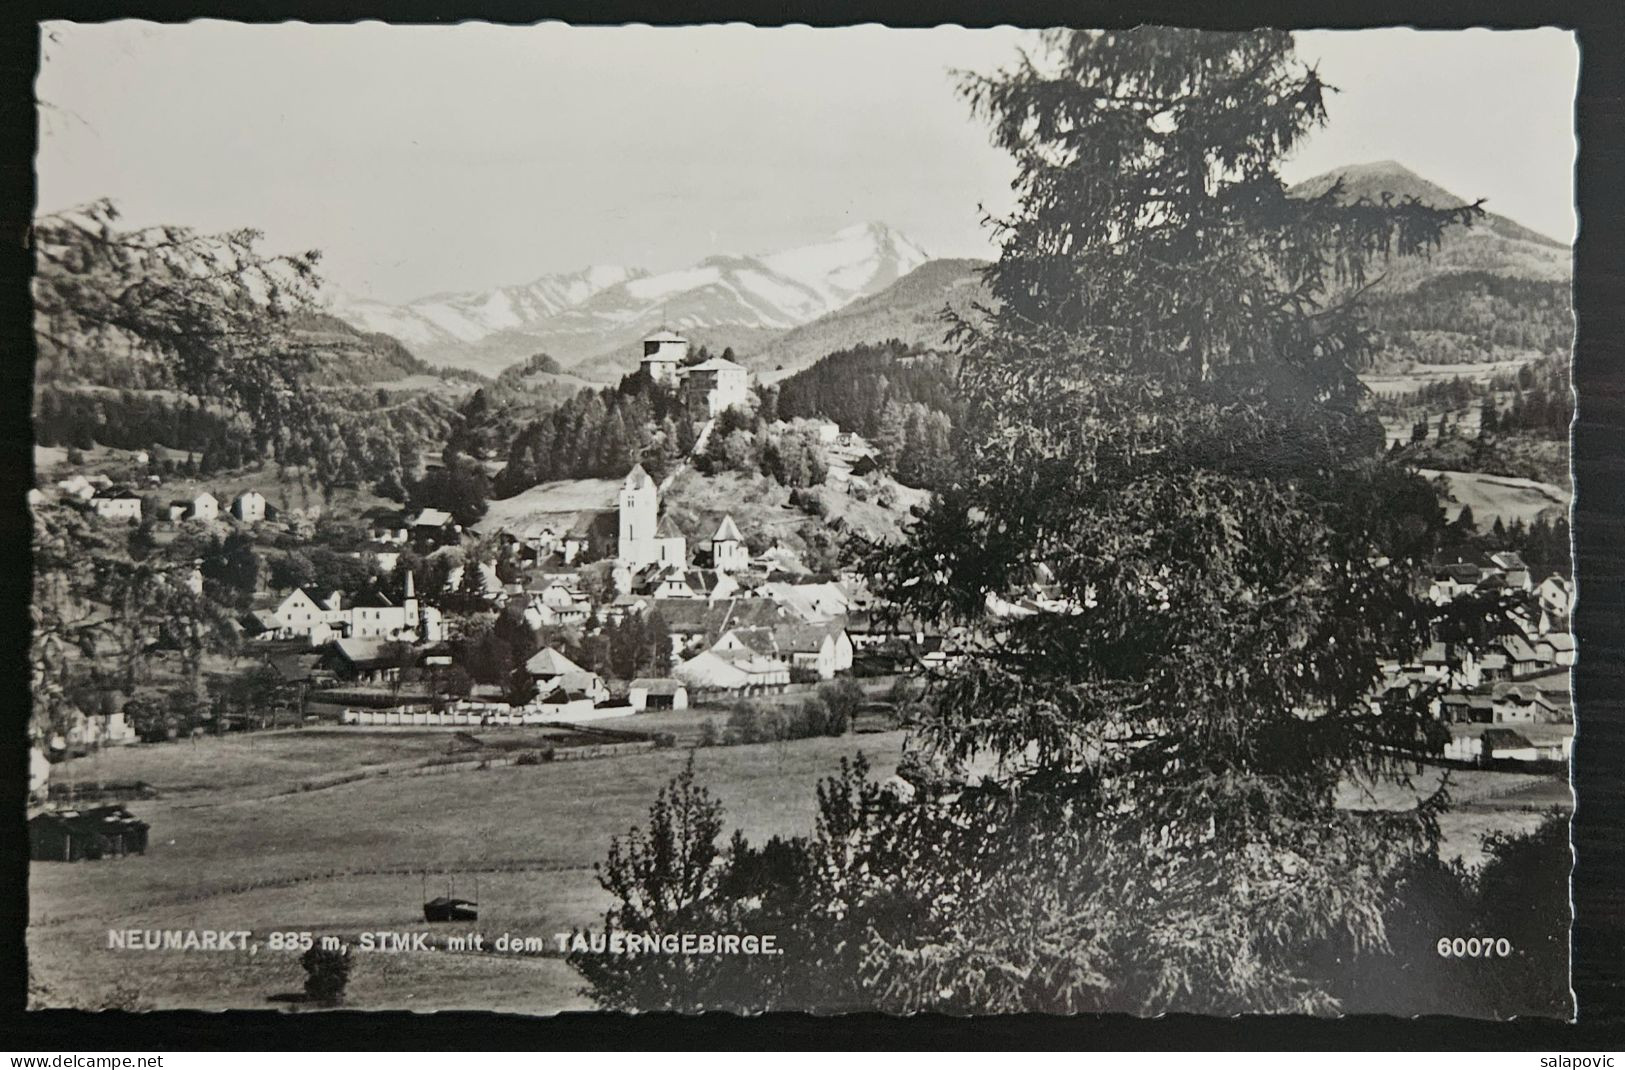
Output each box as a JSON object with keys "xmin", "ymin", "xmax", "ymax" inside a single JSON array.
[
  {"xmin": 29, "ymin": 718, "xmax": 1568, "ymax": 1013},
  {"xmin": 29, "ymin": 726, "xmax": 908, "ymax": 1012}
]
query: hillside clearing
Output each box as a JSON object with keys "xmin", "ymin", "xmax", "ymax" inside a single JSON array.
[{"xmin": 1420, "ymin": 467, "xmax": 1571, "ymax": 530}]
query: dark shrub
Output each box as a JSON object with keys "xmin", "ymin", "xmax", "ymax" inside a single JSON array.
[{"xmin": 300, "ymin": 945, "xmax": 353, "ymax": 1005}]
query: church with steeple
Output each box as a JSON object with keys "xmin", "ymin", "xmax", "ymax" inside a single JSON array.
[{"xmin": 617, "ymin": 463, "xmax": 686, "ymax": 569}]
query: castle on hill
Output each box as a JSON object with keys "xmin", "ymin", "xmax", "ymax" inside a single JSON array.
[
  {"xmin": 638, "ymin": 328, "xmax": 751, "ymax": 421},
  {"xmin": 609, "ymin": 330, "xmax": 753, "ymax": 588}
]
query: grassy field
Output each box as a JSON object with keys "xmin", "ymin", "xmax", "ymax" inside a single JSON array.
[
  {"xmin": 1335, "ymin": 765, "xmax": 1571, "ymax": 868},
  {"xmin": 48, "ymin": 730, "xmax": 471, "ymax": 798},
  {"xmin": 29, "ymin": 729, "xmax": 908, "ymax": 1012},
  {"xmin": 30, "ymin": 722, "xmax": 1568, "ymax": 1012},
  {"xmin": 1358, "ymin": 356, "xmax": 1539, "ymax": 398},
  {"xmin": 1419, "ymin": 467, "xmax": 1572, "ymax": 530}
]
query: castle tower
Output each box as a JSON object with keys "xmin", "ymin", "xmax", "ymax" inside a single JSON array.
[
  {"xmin": 640, "ymin": 329, "xmax": 689, "ymax": 386},
  {"xmin": 618, "ymin": 463, "xmax": 660, "ymax": 567},
  {"xmin": 711, "ymin": 514, "xmax": 747, "ymax": 574}
]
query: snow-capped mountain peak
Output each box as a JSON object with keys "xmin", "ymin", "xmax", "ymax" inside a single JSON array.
[
  {"xmin": 329, "ymin": 263, "xmax": 644, "ymax": 351},
  {"xmin": 328, "ymin": 223, "xmax": 930, "ymax": 377},
  {"xmin": 761, "ymin": 221, "xmax": 929, "ymax": 306}
]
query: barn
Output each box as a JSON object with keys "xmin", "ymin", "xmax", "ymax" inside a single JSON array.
[
  {"xmin": 29, "ymin": 806, "xmax": 150, "ymax": 862},
  {"xmin": 629, "ymin": 678, "xmax": 689, "ymax": 711}
]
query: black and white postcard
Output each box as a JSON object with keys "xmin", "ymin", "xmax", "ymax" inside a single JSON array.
[{"xmin": 27, "ymin": 22, "xmax": 1579, "ymax": 1021}]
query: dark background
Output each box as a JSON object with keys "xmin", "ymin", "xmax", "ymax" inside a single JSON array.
[{"xmin": 1, "ymin": 0, "xmax": 1621, "ymax": 1050}]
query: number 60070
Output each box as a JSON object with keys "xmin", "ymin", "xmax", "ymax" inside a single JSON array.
[{"xmin": 1436, "ymin": 937, "xmax": 1512, "ymax": 958}]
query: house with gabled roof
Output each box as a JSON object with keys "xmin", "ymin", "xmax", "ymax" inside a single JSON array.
[
  {"xmin": 188, "ymin": 491, "xmax": 219, "ymax": 522},
  {"xmin": 1488, "ymin": 550, "xmax": 1532, "ymax": 590},
  {"xmin": 524, "ymin": 647, "xmax": 606, "ymax": 704},
  {"xmin": 674, "ymin": 648, "xmax": 789, "ymax": 695},
  {"xmin": 274, "ymin": 587, "xmax": 347, "ymax": 638},
  {"xmin": 706, "ymin": 618, "xmax": 852, "ymax": 681},
  {"xmin": 1534, "ymin": 631, "xmax": 1576, "ymax": 667},
  {"xmin": 1428, "ymin": 562, "xmax": 1482, "ymax": 603},
  {"xmin": 657, "ymin": 597, "xmax": 792, "ymax": 657},
  {"xmin": 231, "ymin": 490, "xmax": 267, "ymax": 523},
  {"xmin": 682, "ymin": 353, "xmax": 751, "ymax": 420},
  {"xmin": 407, "ymin": 507, "xmax": 462, "ymax": 548},
  {"xmin": 1537, "ymin": 574, "xmax": 1572, "ymax": 621},
  {"xmin": 320, "ymin": 637, "xmax": 406, "ymax": 685},
  {"xmin": 1502, "ymin": 634, "xmax": 1547, "ymax": 676}
]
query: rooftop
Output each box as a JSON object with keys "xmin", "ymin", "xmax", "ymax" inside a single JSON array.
[
  {"xmin": 687, "ymin": 356, "xmax": 747, "ymax": 373},
  {"xmin": 525, "ymin": 647, "xmax": 588, "ymax": 678}
]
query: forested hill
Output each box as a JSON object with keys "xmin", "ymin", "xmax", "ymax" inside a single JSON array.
[
  {"xmin": 37, "ymin": 307, "xmax": 464, "ymax": 392},
  {"xmin": 1287, "ymin": 161, "xmax": 1572, "ymax": 367},
  {"xmin": 1360, "ymin": 272, "xmax": 1573, "ymax": 366},
  {"xmin": 290, "ymin": 313, "xmax": 466, "ymax": 387},
  {"xmin": 774, "ymin": 340, "xmax": 960, "ymax": 488}
]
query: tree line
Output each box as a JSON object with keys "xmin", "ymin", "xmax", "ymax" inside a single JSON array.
[
  {"xmin": 496, "ymin": 372, "xmax": 697, "ymax": 496},
  {"xmin": 1365, "ymin": 271, "xmax": 1572, "ymax": 365},
  {"xmin": 775, "ymin": 340, "xmax": 960, "ymax": 487}
]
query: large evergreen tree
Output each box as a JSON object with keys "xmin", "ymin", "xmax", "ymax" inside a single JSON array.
[
  {"xmin": 844, "ymin": 28, "xmax": 1490, "ymax": 1012},
  {"xmin": 574, "ymin": 29, "xmax": 1551, "ymax": 1019}
]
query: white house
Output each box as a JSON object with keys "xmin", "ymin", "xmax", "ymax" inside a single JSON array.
[
  {"xmin": 348, "ymin": 590, "xmax": 415, "ymax": 640},
  {"xmin": 274, "ymin": 587, "xmax": 348, "ymax": 637},
  {"xmin": 231, "ymin": 490, "xmax": 267, "ymax": 523},
  {"xmin": 674, "ymin": 648, "xmax": 790, "ymax": 694},
  {"xmin": 683, "ymin": 355, "xmax": 751, "ymax": 420},
  {"xmin": 90, "ymin": 490, "xmax": 143, "ymax": 522},
  {"xmin": 784, "ymin": 623, "xmax": 854, "ymax": 679},
  {"xmin": 189, "ymin": 491, "xmax": 220, "ymax": 522},
  {"xmin": 1538, "ymin": 575, "xmax": 1573, "ymax": 621},
  {"xmin": 525, "ymin": 581, "xmax": 592, "ymax": 628}
]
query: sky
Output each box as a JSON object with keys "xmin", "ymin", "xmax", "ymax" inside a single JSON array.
[{"xmin": 36, "ymin": 23, "xmax": 1578, "ymax": 305}]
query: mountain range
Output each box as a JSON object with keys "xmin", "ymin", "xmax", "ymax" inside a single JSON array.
[
  {"xmin": 329, "ymin": 222, "xmax": 930, "ymax": 379},
  {"xmin": 327, "ymin": 161, "xmax": 1570, "ymax": 384},
  {"xmin": 746, "ymin": 162, "xmax": 1571, "ymax": 380}
]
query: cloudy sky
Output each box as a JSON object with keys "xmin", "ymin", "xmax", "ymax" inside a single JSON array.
[{"xmin": 36, "ymin": 23, "xmax": 1578, "ymax": 304}]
